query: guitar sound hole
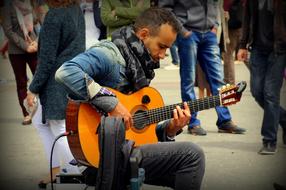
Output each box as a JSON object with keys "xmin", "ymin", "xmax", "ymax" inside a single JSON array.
[{"xmin": 133, "ymin": 110, "xmax": 148, "ymax": 130}]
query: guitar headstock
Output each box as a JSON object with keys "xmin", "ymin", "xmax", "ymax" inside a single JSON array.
[{"xmin": 219, "ymin": 81, "xmax": 247, "ymax": 106}]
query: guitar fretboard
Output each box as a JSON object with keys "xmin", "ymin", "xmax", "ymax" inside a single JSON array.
[{"xmin": 133, "ymin": 95, "xmax": 221, "ymax": 127}]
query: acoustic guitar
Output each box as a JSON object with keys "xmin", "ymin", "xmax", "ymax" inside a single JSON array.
[{"xmin": 66, "ymin": 81, "xmax": 247, "ymax": 167}]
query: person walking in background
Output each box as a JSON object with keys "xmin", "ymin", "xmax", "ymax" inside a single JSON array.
[
  {"xmin": 81, "ymin": 0, "xmax": 101, "ymax": 49},
  {"xmin": 1, "ymin": 0, "xmax": 39, "ymax": 125},
  {"xmin": 31, "ymin": 0, "xmax": 48, "ymax": 35},
  {"xmin": 222, "ymin": 0, "xmax": 244, "ymax": 85},
  {"xmin": 26, "ymin": 0, "xmax": 85, "ymax": 188},
  {"xmin": 237, "ymin": 0, "xmax": 286, "ymax": 155},
  {"xmin": 93, "ymin": 0, "xmax": 107, "ymax": 40},
  {"xmin": 164, "ymin": 42, "xmax": 180, "ymax": 70},
  {"xmin": 195, "ymin": 63, "xmax": 211, "ymax": 99},
  {"xmin": 159, "ymin": 0, "xmax": 246, "ymax": 136},
  {"xmin": 100, "ymin": 0, "xmax": 150, "ymax": 36},
  {"xmin": 0, "ymin": 25, "xmax": 8, "ymax": 59}
]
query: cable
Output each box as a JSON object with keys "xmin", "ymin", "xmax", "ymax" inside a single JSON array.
[{"xmin": 50, "ymin": 131, "xmax": 74, "ymax": 190}]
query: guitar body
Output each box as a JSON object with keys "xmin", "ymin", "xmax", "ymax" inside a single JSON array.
[
  {"xmin": 66, "ymin": 87, "xmax": 164, "ymax": 168},
  {"xmin": 66, "ymin": 81, "xmax": 247, "ymax": 168}
]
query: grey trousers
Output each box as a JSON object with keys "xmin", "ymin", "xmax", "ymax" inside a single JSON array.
[
  {"xmin": 222, "ymin": 28, "xmax": 242, "ymax": 85},
  {"xmin": 132, "ymin": 141, "xmax": 205, "ymax": 190}
]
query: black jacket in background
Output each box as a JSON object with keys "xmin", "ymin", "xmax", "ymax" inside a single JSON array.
[{"xmin": 239, "ymin": 0, "xmax": 286, "ymax": 54}]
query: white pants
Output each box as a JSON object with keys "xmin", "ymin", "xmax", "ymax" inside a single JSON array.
[{"xmin": 32, "ymin": 101, "xmax": 79, "ymax": 174}]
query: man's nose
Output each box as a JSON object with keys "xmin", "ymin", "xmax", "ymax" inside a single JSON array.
[{"xmin": 159, "ymin": 51, "xmax": 166, "ymax": 59}]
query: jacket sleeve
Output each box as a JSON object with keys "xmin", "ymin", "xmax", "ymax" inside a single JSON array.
[
  {"xmin": 239, "ymin": 0, "xmax": 250, "ymax": 49},
  {"xmin": 29, "ymin": 10, "xmax": 61, "ymax": 94},
  {"xmin": 55, "ymin": 47, "xmax": 119, "ymax": 112},
  {"xmin": 115, "ymin": 0, "xmax": 150, "ymax": 20},
  {"xmin": 100, "ymin": 0, "xmax": 133, "ymax": 28},
  {"xmin": 1, "ymin": 4, "xmax": 28, "ymax": 51},
  {"xmin": 156, "ymin": 119, "xmax": 183, "ymax": 142}
]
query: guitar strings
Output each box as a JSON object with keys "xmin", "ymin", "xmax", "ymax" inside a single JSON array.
[
  {"xmin": 132, "ymin": 96, "xmax": 220, "ymax": 122},
  {"xmin": 132, "ymin": 95, "xmax": 220, "ymax": 127},
  {"xmin": 132, "ymin": 96, "xmax": 220, "ymax": 123}
]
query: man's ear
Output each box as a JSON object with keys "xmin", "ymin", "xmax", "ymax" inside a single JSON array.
[{"xmin": 136, "ymin": 28, "xmax": 150, "ymax": 41}]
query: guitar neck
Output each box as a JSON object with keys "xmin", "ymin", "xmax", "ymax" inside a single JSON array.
[{"xmin": 144, "ymin": 95, "xmax": 221, "ymax": 125}]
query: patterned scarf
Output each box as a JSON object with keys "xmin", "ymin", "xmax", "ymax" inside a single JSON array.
[{"xmin": 112, "ymin": 26, "xmax": 159, "ymax": 92}]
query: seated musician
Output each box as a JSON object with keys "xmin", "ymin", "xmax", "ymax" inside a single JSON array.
[{"xmin": 55, "ymin": 7, "xmax": 205, "ymax": 190}]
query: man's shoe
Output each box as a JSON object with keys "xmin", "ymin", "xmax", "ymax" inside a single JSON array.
[
  {"xmin": 258, "ymin": 143, "xmax": 277, "ymax": 155},
  {"xmin": 22, "ymin": 115, "xmax": 31, "ymax": 125},
  {"xmin": 188, "ymin": 126, "xmax": 207, "ymax": 136},
  {"xmin": 218, "ymin": 121, "xmax": 246, "ymax": 134}
]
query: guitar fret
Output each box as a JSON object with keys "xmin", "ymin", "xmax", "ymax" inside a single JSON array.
[
  {"xmin": 216, "ymin": 96, "xmax": 220, "ymax": 106},
  {"xmin": 148, "ymin": 110, "xmax": 153, "ymax": 124},
  {"xmin": 211, "ymin": 96, "xmax": 215, "ymax": 107},
  {"xmin": 145, "ymin": 94, "xmax": 225, "ymax": 125}
]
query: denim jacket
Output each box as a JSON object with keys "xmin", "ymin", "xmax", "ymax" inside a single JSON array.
[{"xmin": 55, "ymin": 40, "xmax": 172, "ymax": 141}]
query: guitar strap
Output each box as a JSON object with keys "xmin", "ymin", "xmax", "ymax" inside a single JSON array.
[{"xmin": 95, "ymin": 116, "xmax": 135, "ymax": 190}]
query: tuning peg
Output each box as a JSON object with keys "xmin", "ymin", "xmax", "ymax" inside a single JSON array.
[
  {"xmin": 222, "ymin": 85, "xmax": 226, "ymax": 89},
  {"xmin": 217, "ymin": 87, "xmax": 221, "ymax": 91},
  {"xmin": 226, "ymin": 84, "xmax": 230, "ymax": 88}
]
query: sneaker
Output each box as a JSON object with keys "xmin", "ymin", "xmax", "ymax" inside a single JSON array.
[
  {"xmin": 218, "ymin": 121, "xmax": 246, "ymax": 134},
  {"xmin": 22, "ymin": 115, "xmax": 32, "ymax": 125},
  {"xmin": 258, "ymin": 143, "xmax": 277, "ymax": 155},
  {"xmin": 188, "ymin": 126, "xmax": 207, "ymax": 136}
]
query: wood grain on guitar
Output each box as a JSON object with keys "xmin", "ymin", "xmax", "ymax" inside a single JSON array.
[{"xmin": 66, "ymin": 81, "xmax": 247, "ymax": 167}]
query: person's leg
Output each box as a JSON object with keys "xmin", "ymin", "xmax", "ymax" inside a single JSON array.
[
  {"xmin": 280, "ymin": 107, "xmax": 286, "ymax": 145},
  {"xmin": 249, "ymin": 49, "xmax": 268, "ymax": 108},
  {"xmin": 177, "ymin": 32, "xmax": 201, "ymax": 129},
  {"xmin": 170, "ymin": 42, "xmax": 179, "ymax": 65},
  {"xmin": 32, "ymin": 102, "xmax": 61, "ymax": 168},
  {"xmin": 198, "ymin": 87, "xmax": 205, "ymax": 99},
  {"xmin": 8, "ymin": 54, "xmax": 29, "ymax": 118},
  {"xmin": 133, "ymin": 142, "xmax": 205, "ymax": 190},
  {"xmin": 198, "ymin": 31, "xmax": 232, "ymax": 127},
  {"xmin": 26, "ymin": 52, "xmax": 38, "ymax": 74},
  {"xmin": 280, "ymin": 107, "xmax": 286, "ymax": 130},
  {"xmin": 261, "ymin": 53, "xmax": 285, "ymax": 147},
  {"xmin": 196, "ymin": 63, "xmax": 210, "ymax": 99},
  {"xmin": 32, "ymin": 102, "xmax": 61, "ymax": 186},
  {"xmin": 49, "ymin": 120, "xmax": 80, "ymax": 174},
  {"xmin": 222, "ymin": 29, "xmax": 238, "ymax": 85}
]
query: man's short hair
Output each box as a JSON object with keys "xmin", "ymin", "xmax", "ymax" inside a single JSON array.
[{"xmin": 134, "ymin": 7, "xmax": 181, "ymax": 36}]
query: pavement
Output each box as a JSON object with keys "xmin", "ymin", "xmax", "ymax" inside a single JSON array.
[{"xmin": 0, "ymin": 53, "xmax": 286, "ymax": 190}]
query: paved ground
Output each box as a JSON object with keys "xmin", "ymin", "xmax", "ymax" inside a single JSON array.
[{"xmin": 0, "ymin": 53, "xmax": 285, "ymax": 190}]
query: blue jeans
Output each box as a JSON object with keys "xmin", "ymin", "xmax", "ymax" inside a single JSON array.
[
  {"xmin": 170, "ymin": 42, "xmax": 179, "ymax": 65},
  {"xmin": 250, "ymin": 48, "xmax": 286, "ymax": 144},
  {"xmin": 177, "ymin": 31, "xmax": 232, "ymax": 128}
]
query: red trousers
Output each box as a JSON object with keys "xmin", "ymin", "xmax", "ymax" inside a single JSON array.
[{"xmin": 8, "ymin": 53, "xmax": 38, "ymax": 117}]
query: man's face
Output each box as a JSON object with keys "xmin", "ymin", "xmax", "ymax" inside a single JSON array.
[{"xmin": 139, "ymin": 24, "xmax": 177, "ymax": 62}]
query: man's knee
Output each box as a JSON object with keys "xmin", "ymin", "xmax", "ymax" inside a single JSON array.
[{"xmin": 183, "ymin": 142, "xmax": 205, "ymax": 166}]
